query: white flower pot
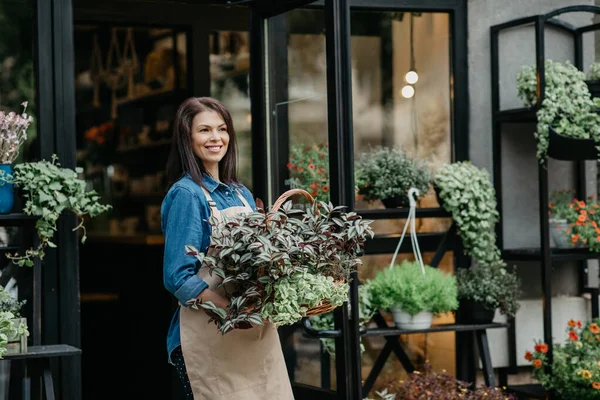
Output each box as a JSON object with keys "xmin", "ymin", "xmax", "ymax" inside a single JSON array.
[
  {"xmin": 6, "ymin": 318, "xmax": 27, "ymax": 355},
  {"xmin": 391, "ymin": 308, "xmax": 433, "ymax": 330},
  {"xmin": 549, "ymin": 218, "xmax": 573, "ymax": 248}
]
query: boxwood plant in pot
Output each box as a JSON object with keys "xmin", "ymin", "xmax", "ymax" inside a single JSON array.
[
  {"xmin": 456, "ymin": 265, "xmax": 520, "ymax": 324},
  {"xmin": 368, "ymin": 260, "xmax": 458, "ymax": 330},
  {"xmin": 355, "ymin": 146, "xmax": 431, "ymax": 208},
  {"xmin": 516, "ymin": 60, "xmax": 600, "ymax": 162},
  {"xmin": 434, "ymin": 161, "xmax": 503, "ymax": 267},
  {"xmin": 0, "ymin": 155, "xmax": 112, "ymax": 267}
]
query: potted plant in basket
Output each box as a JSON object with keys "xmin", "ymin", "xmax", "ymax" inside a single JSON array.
[
  {"xmin": 186, "ymin": 192, "xmax": 374, "ymax": 334},
  {"xmin": 0, "ymin": 286, "xmax": 28, "ymax": 355},
  {"xmin": 0, "ymin": 102, "xmax": 33, "ymax": 214},
  {"xmin": 0, "ymin": 155, "xmax": 112, "ymax": 267},
  {"xmin": 456, "ymin": 265, "xmax": 520, "ymax": 324},
  {"xmin": 368, "ymin": 260, "xmax": 458, "ymax": 330},
  {"xmin": 516, "ymin": 60, "xmax": 600, "ymax": 162},
  {"xmin": 434, "ymin": 161, "xmax": 504, "ymax": 268},
  {"xmin": 355, "ymin": 146, "xmax": 431, "ymax": 208},
  {"xmin": 525, "ymin": 319, "xmax": 600, "ymax": 399}
]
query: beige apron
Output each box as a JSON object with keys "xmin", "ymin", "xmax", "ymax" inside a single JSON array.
[{"xmin": 179, "ymin": 188, "xmax": 294, "ymax": 400}]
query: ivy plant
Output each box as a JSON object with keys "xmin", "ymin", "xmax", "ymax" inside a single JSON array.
[
  {"xmin": 589, "ymin": 63, "xmax": 600, "ymax": 81},
  {"xmin": 434, "ymin": 161, "xmax": 504, "ymax": 267},
  {"xmin": 186, "ymin": 200, "xmax": 374, "ymax": 334},
  {"xmin": 0, "ymin": 310, "xmax": 27, "ymax": 359},
  {"xmin": 456, "ymin": 265, "xmax": 521, "ymax": 317},
  {"xmin": 355, "ymin": 146, "xmax": 431, "ymax": 206},
  {"xmin": 368, "ymin": 260, "xmax": 458, "ymax": 316},
  {"xmin": 0, "ymin": 155, "xmax": 111, "ymax": 267},
  {"xmin": 516, "ymin": 60, "xmax": 600, "ymax": 161},
  {"xmin": 0, "ymin": 285, "xmax": 25, "ymax": 317}
]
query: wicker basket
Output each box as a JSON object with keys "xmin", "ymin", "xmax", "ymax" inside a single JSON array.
[{"xmin": 271, "ymin": 188, "xmax": 343, "ymax": 317}]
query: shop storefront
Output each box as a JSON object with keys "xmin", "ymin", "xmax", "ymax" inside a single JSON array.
[{"xmin": 0, "ymin": 0, "xmax": 469, "ymax": 398}]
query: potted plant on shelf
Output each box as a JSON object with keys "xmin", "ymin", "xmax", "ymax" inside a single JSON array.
[
  {"xmin": 516, "ymin": 59, "xmax": 600, "ymax": 162},
  {"xmin": 0, "ymin": 102, "xmax": 33, "ymax": 214},
  {"xmin": 587, "ymin": 63, "xmax": 600, "ymax": 98},
  {"xmin": 553, "ymin": 194, "xmax": 600, "ymax": 253},
  {"xmin": 186, "ymin": 191, "xmax": 374, "ymax": 334},
  {"xmin": 367, "ymin": 260, "xmax": 458, "ymax": 330},
  {"xmin": 0, "ymin": 155, "xmax": 112, "ymax": 267},
  {"xmin": 456, "ymin": 265, "xmax": 520, "ymax": 324},
  {"xmin": 434, "ymin": 161, "xmax": 504, "ymax": 268},
  {"xmin": 0, "ymin": 286, "xmax": 28, "ymax": 355},
  {"xmin": 525, "ymin": 319, "xmax": 600, "ymax": 400},
  {"xmin": 355, "ymin": 146, "xmax": 431, "ymax": 208},
  {"xmin": 286, "ymin": 143, "xmax": 330, "ymax": 203},
  {"xmin": 549, "ymin": 189, "xmax": 582, "ymax": 248}
]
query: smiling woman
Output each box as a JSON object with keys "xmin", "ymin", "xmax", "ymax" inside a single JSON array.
[{"xmin": 190, "ymin": 110, "xmax": 230, "ymax": 179}]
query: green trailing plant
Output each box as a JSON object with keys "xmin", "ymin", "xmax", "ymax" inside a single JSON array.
[
  {"xmin": 355, "ymin": 146, "xmax": 431, "ymax": 207},
  {"xmin": 310, "ymin": 284, "xmax": 376, "ymax": 355},
  {"xmin": 589, "ymin": 63, "xmax": 600, "ymax": 81},
  {"xmin": 434, "ymin": 161, "xmax": 504, "ymax": 267},
  {"xmin": 186, "ymin": 200, "xmax": 374, "ymax": 334},
  {"xmin": 456, "ymin": 265, "xmax": 521, "ymax": 318},
  {"xmin": 0, "ymin": 311, "xmax": 27, "ymax": 359},
  {"xmin": 516, "ymin": 59, "xmax": 600, "ymax": 161},
  {"xmin": 0, "ymin": 155, "xmax": 112, "ymax": 267},
  {"xmin": 368, "ymin": 260, "xmax": 458, "ymax": 316}
]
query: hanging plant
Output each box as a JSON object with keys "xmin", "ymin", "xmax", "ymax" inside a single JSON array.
[
  {"xmin": 0, "ymin": 155, "xmax": 112, "ymax": 267},
  {"xmin": 434, "ymin": 161, "xmax": 504, "ymax": 267},
  {"xmin": 516, "ymin": 59, "xmax": 600, "ymax": 161}
]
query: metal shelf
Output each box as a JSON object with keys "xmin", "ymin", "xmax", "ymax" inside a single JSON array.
[
  {"xmin": 494, "ymin": 107, "xmax": 536, "ymax": 123},
  {"xmin": 362, "ymin": 322, "xmax": 508, "ymax": 337},
  {"xmin": 503, "ymin": 247, "xmax": 600, "ymax": 262},
  {"xmin": 3, "ymin": 344, "xmax": 81, "ymax": 360},
  {"xmin": 505, "ymin": 384, "xmax": 545, "ymax": 399},
  {"xmin": 0, "ymin": 213, "xmax": 39, "ymax": 226}
]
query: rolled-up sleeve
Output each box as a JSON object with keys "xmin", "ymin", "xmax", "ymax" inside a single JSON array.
[{"xmin": 162, "ymin": 187, "xmax": 209, "ymax": 305}]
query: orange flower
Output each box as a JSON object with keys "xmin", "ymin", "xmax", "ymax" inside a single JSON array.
[
  {"xmin": 568, "ymin": 319, "xmax": 577, "ymax": 328},
  {"xmin": 534, "ymin": 344, "xmax": 549, "ymax": 353},
  {"xmin": 570, "ymin": 330, "xmax": 579, "ymax": 341},
  {"xmin": 309, "ymin": 183, "xmax": 317, "ymax": 190},
  {"xmin": 322, "ymin": 186, "xmax": 329, "ymax": 193},
  {"xmin": 524, "ymin": 351, "xmax": 533, "ymax": 361},
  {"xmin": 298, "ymin": 168, "xmax": 305, "ymax": 172},
  {"xmin": 577, "ymin": 220, "xmax": 583, "ymax": 226},
  {"xmin": 549, "ymin": 202, "xmax": 555, "ymax": 209},
  {"xmin": 308, "ymin": 164, "xmax": 315, "ymax": 170},
  {"xmin": 578, "ymin": 214, "xmax": 587, "ymax": 223},
  {"xmin": 593, "ymin": 221, "xmax": 599, "ymax": 228},
  {"xmin": 590, "ymin": 323, "xmax": 600, "ymax": 334},
  {"xmin": 582, "ymin": 210, "xmax": 588, "ymax": 216},
  {"xmin": 533, "ymin": 359, "xmax": 543, "ymax": 369},
  {"xmin": 572, "ymin": 234, "xmax": 580, "ymax": 243},
  {"xmin": 311, "ymin": 191, "xmax": 317, "ymax": 197},
  {"xmin": 591, "ymin": 210, "xmax": 596, "ymax": 215},
  {"xmin": 593, "ymin": 382, "xmax": 600, "ymax": 390},
  {"xmin": 319, "ymin": 153, "xmax": 326, "ymax": 159},
  {"xmin": 580, "ymin": 201, "xmax": 586, "ymax": 208}
]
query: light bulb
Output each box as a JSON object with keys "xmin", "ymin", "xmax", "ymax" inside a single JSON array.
[
  {"xmin": 401, "ymin": 85, "xmax": 415, "ymax": 98},
  {"xmin": 405, "ymin": 70, "xmax": 419, "ymax": 84}
]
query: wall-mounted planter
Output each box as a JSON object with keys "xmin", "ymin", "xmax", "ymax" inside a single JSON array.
[
  {"xmin": 547, "ymin": 127, "xmax": 598, "ymax": 161},
  {"xmin": 5, "ymin": 318, "xmax": 27, "ymax": 355},
  {"xmin": 0, "ymin": 164, "xmax": 14, "ymax": 214},
  {"xmin": 586, "ymin": 80, "xmax": 600, "ymax": 98}
]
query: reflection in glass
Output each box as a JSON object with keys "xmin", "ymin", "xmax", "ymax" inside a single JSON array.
[{"xmin": 210, "ymin": 31, "xmax": 252, "ymax": 188}]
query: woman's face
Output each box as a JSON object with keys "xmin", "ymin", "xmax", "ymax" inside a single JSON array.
[{"xmin": 191, "ymin": 110, "xmax": 230, "ymax": 169}]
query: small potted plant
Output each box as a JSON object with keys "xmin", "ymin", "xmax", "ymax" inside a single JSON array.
[
  {"xmin": 525, "ymin": 319, "xmax": 600, "ymax": 399},
  {"xmin": 368, "ymin": 260, "xmax": 458, "ymax": 330},
  {"xmin": 516, "ymin": 60, "xmax": 600, "ymax": 161},
  {"xmin": 587, "ymin": 62, "xmax": 600, "ymax": 98},
  {"xmin": 456, "ymin": 265, "xmax": 521, "ymax": 324},
  {"xmin": 355, "ymin": 147, "xmax": 431, "ymax": 208},
  {"xmin": 549, "ymin": 189, "xmax": 580, "ymax": 248},
  {"xmin": 0, "ymin": 286, "xmax": 28, "ymax": 355},
  {"xmin": 0, "ymin": 102, "xmax": 33, "ymax": 214},
  {"xmin": 0, "ymin": 155, "xmax": 112, "ymax": 267},
  {"xmin": 434, "ymin": 161, "xmax": 503, "ymax": 268}
]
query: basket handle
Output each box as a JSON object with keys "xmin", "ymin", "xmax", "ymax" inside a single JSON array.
[{"xmin": 271, "ymin": 189, "xmax": 315, "ymax": 212}]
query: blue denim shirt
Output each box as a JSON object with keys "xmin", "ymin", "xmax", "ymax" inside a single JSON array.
[{"xmin": 161, "ymin": 173, "xmax": 256, "ymax": 364}]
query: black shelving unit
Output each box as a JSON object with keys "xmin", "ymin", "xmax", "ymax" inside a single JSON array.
[
  {"xmin": 0, "ymin": 213, "xmax": 82, "ymax": 399},
  {"xmin": 303, "ymin": 207, "xmax": 509, "ymax": 397},
  {"xmin": 490, "ymin": 5, "xmax": 600, "ymax": 398}
]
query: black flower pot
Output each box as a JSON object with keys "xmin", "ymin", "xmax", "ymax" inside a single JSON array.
[
  {"xmin": 459, "ymin": 300, "xmax": 495, "ymax": 324},
  {"xmin": 587, "ymin": 80, "xmax": 600, "ymax": 98},
  {"xmin": 381, "ymin": 196, "xmax": 407, "ymax": 209},
  {"xmin": 433, "ymin": 184, "xmax": 445, "ymax": 210},
  {"xmin": 548, "ymin": 127, "xmax": 598, "ymax": 161}
]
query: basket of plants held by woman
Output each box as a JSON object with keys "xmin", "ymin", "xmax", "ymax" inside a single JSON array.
[{"xmin": 185, "ymin": 189, "xmax": 374, "ymax": 334}]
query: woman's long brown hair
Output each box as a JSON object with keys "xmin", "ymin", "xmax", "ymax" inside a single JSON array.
[{"xmin": 166, "ymin": 97, "xmax": 238, "ymax": 189}]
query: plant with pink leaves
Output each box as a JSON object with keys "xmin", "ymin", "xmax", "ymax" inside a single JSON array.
[{"xmin": 0, "ymin": 102, "xmax": 33, "ymax": 164}]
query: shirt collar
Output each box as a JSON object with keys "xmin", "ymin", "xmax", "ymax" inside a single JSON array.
[{"xmin": 201, "ymin": 174, "xmax": 220, "ymax": 193}]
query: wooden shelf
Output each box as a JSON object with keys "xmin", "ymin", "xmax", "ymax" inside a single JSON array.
[{"xmin": 86, "ymin": 233, "xmax": 164, "ymax": 245}]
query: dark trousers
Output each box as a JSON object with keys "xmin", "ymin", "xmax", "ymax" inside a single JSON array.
[{"xmin": 172, "ymin": 346, "xmax": 194, "ymax": 398}]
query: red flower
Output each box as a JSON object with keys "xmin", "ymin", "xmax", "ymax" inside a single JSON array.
[
  {"xmin": 578, "ymin": 320, "xmax": 583, "ymax": 328},
  {"xmin": 524, "ymin": 351, "xmax": 533, "ymax": 361},
  {"xmin": 570, "ymin": 330, "xmax": 579, "ymax": 341},
  {"xmin": 533, "ymin": 359, "xmax": 543, "ymax": 369},
  {"xmin": 322, "ymin": 186, "xmax": 329, "ymax": 193},
  {"xmin": 286, "ymin": 163, "xmax": 293, "ymax": 169},
  {"xmin": 534, "ymin": 344, "xmax": 548, "ymax": 354},
  {"xmin": 308, "ymin": 164, "xmax": 315, "ymax": 170}
]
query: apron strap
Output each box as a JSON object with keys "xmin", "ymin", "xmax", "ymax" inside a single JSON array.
[
  {"xmin": 234, "ymin": 189, "xmax": 252, "ymax": 210},
  {"xmin": 201, "ymin": 187, "xmax": 221, "ymax": 221}
]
